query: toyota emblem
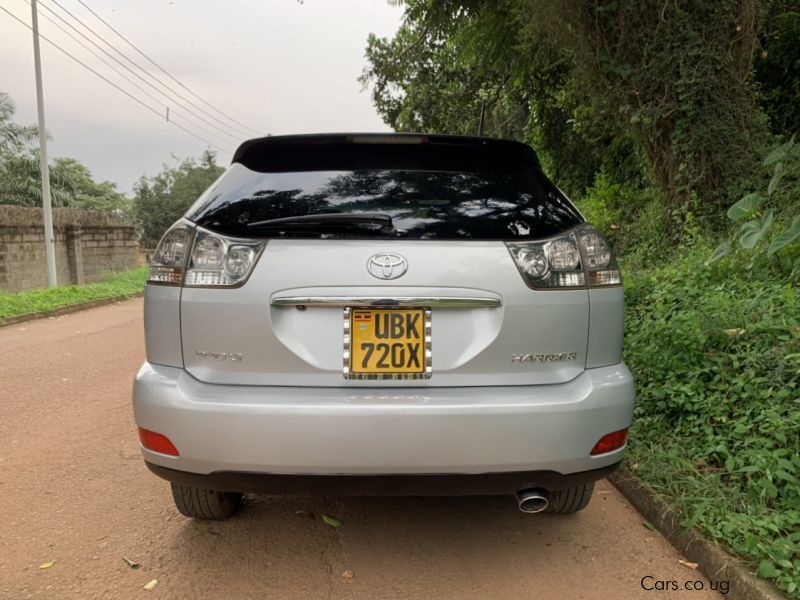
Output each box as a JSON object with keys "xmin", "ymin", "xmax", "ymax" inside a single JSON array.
[{"xmin": 367, "ymin": 253, "xmax": 408, "ymax": 280}]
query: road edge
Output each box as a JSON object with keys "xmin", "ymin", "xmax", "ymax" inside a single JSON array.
[
  {"xmin": 0, "ymin": 292, "xmax": 144, "ymax": 328},
  {"xmin": 608, "ymin": 466, "xmax": 786, "ymax": 600}
]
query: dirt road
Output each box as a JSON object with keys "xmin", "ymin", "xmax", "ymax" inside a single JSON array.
[{"xmin": 0, "ymin": 299, "xmax": 724, "ymax": 599}]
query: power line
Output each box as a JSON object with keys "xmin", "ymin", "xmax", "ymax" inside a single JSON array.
[
  {"xmin": 0, "ymin": 4, "xmax": 234, "ymax": 154},
  {"xmin": 74, "ymin": 0, "xmax": 261, "ymax": 137},
  {"xmin": 35, "ymin": 0, "xmax": 242, "ymax": 144},
  {"xmin": 47, "ymin": 0, "xmax": 254, "ymax": 140},
  {"xmin": 29, "ymin": 0, "xmax": 236, "ymax": 148}
]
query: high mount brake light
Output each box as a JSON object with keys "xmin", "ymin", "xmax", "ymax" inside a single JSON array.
[
  {"xmin": 349, "ymin": 135, "xmax": 427, "ymax": 144},
  {"xmin": 506, "ymin": 224, "xmax": 621, "ymax": 289},
  {"xmin": 147, "ymin": 221, "xmax": 265, "ymax": 288}
]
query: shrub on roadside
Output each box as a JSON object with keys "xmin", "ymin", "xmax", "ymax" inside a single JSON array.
[{"xmin": 622, "ymin": 245, "xmax": 800, "ymax": 596}]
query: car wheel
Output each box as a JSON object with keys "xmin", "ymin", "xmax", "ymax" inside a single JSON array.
[
  {"xmin": 170, "ymin": 483, "xmax": 242, "ymax": 519},
  {"xmin": 546, "ymin": 482, "xmax": 594, "ymax": 514}
]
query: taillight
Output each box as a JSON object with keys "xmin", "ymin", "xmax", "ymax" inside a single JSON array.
[
  {"xmin": 147, "ymin": 221, "xmax": 194, "ymax": 285},
  {"xmin": 146, "ymin": 221, "xmax": 265, "ymax": 288},
  {"xmin": 138, "ymin": 427, "xmax": 180, "ymax": 456},
  {"xmin": 590, "ymin": 428, "xmax": 629, "ymax": 455},
  {"xmin": 576, "ymin": 225, "xmax": 622, "ymax": 286},
  {"xmin": 184, "ymin": 228, "xmax": 264, "ymax": 287},
  {"xmin": 506, "ymin": 224, "xmax": 621, "ymax": 289}
]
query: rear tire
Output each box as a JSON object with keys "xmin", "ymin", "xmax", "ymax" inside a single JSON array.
[
  {"xmin": 546, "ymin": 482, "xmax": 594, "ymax": 514},
  {"xmin": 170, "ymin": 483, "xmax": 242, "ymax": 520}
]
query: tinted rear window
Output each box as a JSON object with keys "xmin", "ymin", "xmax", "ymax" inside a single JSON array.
[{"xmin": 187, "ymin": 138, "xmax": 583, "ymax": 240}]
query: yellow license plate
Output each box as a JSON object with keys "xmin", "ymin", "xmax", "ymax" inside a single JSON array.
[{"xmin": 349, "ymin": 308, "xmax": 426, "ymax": 375}]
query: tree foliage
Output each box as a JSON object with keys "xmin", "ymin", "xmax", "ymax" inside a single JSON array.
[
  {"xmin": 2, "ymin": 92, "xmax": 224, "ymax": 236},
  {"xmin": 53, "ymin": 157, "xmax": 131, "ymax": 217},
  {"xmin": 0, "ymin": 92, "xmax": 37, "ymax": 154},
  {"xmin": 755, "ymin": 0, "xmax": 800, "ymax": 134},
  {"xmin": 0, "ymin": 92, "xmax": 130, "ymax": 216},
  {"xmin": 363, "ymin": 0, "xmax": 789, "ymax": 208},
  {"xmin": 133, "ymin": 149, "xmax": 224, "ymax": 241}
]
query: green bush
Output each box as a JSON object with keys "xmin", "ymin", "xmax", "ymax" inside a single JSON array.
[
  {"xmin": 623, "ymin": 246, "xmax": 800, "ymax": 596},
  {"xmin": 710, "ymin": 136, "xmax": 800, "ymax": 265},
  {"xmin": 578, "ymin": 171, "xmax": 677, "ymax": 268}
]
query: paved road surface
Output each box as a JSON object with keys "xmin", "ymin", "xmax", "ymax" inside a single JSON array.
[{"xmin": 0, "ymin": 299, "xmax": 723, "ymax": 599}]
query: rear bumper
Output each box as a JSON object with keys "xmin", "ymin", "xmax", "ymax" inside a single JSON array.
[
  {"xmin": 133, "ymin": 362, "xmax": 634, "ymax": 484},
  {"xmin": 146, "ymin": 461, "xmax": 621, "ymax": 495}
]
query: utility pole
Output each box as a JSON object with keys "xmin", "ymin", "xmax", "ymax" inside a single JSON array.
[{"xmin": 31, "ymin": 0, "xmax": 57, "ymax": 287}]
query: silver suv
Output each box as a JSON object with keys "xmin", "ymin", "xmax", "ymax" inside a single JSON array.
[{"xmin": 133, "ymin": 133, "xmax": 634, "ymax": 519}]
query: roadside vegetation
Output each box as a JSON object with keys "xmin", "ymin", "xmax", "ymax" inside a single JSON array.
[
  {"xmin": 362, "ymin": 1, "xmax": 799, "ymax": 595},
  {"xmin": 1, "ymin": 92, "xmax": 224, "ymax": 243},
  {"xmin": 1, "ymin": 93, "xmax": 132, "ymax": 218},
  {"xmin": 625, "ymin": 255, "xmax": 799, "ymax": 593},
  {"xmin": 0, "ymin": 266, "xmax": 147, "ymax": 321},
  {"xmin": 1, "ymin": 90, "xmax": 220, "ymax": 311},
  {"xmin": 582, "ymin": 163, "xmax": 799, "ymax": 595}
]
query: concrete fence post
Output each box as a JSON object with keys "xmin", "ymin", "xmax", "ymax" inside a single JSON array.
[{"xmin": 65, "ymin": 225, "xmax": 84, "ymax": 285}]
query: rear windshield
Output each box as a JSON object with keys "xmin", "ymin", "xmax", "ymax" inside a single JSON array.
[{"xmin": 187, "ymin": 141, "xmax": 583, "ymax": 240}]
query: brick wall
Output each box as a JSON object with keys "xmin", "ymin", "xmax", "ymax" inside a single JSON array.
[{"xmin": 0, "ymin": 205, "xmax": 137, "ymax": 293}]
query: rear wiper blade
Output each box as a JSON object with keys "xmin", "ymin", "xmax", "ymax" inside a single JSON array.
[{"xmin": 247, "ymin": 212, "xmax": 394, "ymax": 229}]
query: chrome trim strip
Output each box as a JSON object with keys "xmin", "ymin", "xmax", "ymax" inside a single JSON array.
[{"xmin": 272, "ymin": 296, "xmax": 501, "ymax": 308}]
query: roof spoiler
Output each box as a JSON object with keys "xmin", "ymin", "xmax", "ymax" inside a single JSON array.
[{"xmin": 231, "ymin": 133, "xmax": 541, "ymax": 174}]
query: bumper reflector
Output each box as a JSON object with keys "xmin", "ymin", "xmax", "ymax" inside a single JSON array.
[
  {"xmin": 591, "ymin": 428, "xmax": 629, "ymax": 456},
  {"xmin": 138, "ymin": 427, "xmax": 179, "ymax": 456}
]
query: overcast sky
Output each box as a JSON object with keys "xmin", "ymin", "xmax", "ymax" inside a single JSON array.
[{"xmin": 2, "ymin": 0, "xmax": 402, "ymax": 192}]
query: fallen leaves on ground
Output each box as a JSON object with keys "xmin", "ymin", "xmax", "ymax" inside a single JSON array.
[
  {"xmin": 38, "ymin": 561, "xmax": 55, "ymax": 569},
  {"xmin": 678, "ymin": 559, "xmax": 699, "ymax": 570},
  {"xmin": 122, "ymin": 556, "xmax": 140, "ymax": 569},
  {"xmin": 143, "ymin": 579, "xmax": 158, "ymax": 591},
  {"xmin": 322, "ymin": 514, "xmax": 343, "ymax": 528},
  {"xmin": 722, "ymin": 328, "xmax": 746, "ymax": 336}
]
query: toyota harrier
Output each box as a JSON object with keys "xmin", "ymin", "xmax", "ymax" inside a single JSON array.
[{"xmin": 133, "ymin": 133, "xmax": 634, "ymax": 519}]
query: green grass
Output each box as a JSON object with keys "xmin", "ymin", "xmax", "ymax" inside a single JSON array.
[
  {"xmin": 622, "ymin": 244, "xmax": 800, "ymax": 597},
  {"xmin": 576, "ymin": 135, "xmax": 800, "ymax": 596},
  {"xmin": 0, "ymin": 266, "xmax": 148, "ymax": 320}
]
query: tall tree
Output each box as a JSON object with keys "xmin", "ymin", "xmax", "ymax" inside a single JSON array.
[
  {"xmin": 755, "ymin": 0, "xmax": 800, "ymax": 133},
  {"xmin": 1, "ymin": 92, "xmax": 130, "ymax": 213},
  {"xmin": 133, "ymin": 149, "xmax": 224, "ymax": 241},
  {"xmin": 0, "ymin": 92, "xmax": 37, "ymax": 153},
  {"xmin": 363, "ymin": 0, "xmax": 775, "ymax": 207},
  {"xmin": 52, "ymin": 157, "xmax": 132, "ymax": 218},
  {"xmin": 361, "ymin": 2, "xmax": 634, "ymax": 198}
]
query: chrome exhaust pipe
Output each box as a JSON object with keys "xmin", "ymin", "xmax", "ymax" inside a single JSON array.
[{"xmin": 516, "ymin": 489, "xmax": 549, "ymax": 514}]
